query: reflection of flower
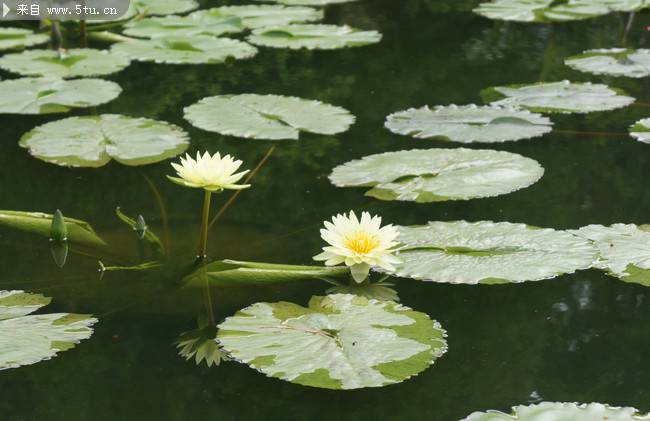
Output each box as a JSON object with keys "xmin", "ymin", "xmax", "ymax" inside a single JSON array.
[
  {"xmin": 313, "ymin": 211, "xmax": 401, "ymax": 283},
  {"xmin": 168, "ymin": 152, "xmax": 250, "ymax": 192}
]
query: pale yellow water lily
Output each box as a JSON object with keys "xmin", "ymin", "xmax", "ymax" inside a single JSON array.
[
  {"xmin": 168, "ymin": 151, "xmax": 250, "ymax": 192},
  {"xmin": 313, "ymin": 211, "xmax": 401, "ymax": 283}
]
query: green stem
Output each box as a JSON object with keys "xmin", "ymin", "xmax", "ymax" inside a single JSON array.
[{"xmin": 198, "ymin": 190, "xmax": 212, "ymax": 259}]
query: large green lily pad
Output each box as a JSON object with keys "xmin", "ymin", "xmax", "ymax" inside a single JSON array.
[
  {"xmin": 206, "ymin": 5, "xmax": 323, "ymax": 28},
  {"xmin": 329, "ymin": 148, "xmax": 544, "ymax": 202},
  {"xmin": 0, "ymin": 78, "xmax": 121, "ymax": 115},
  {"xmin": 123, "ymin": 13, "xmax": 244, "ymax": 38},
  {"xmin": 0, "ymin": 28, "xmax": 49, "ymax": 51},
  {"xmin": 0, "ymin": 48, "xmax": 130, "ymax": 78},
  {"xmin": 248, "ymin": 24, "xmax": 381, "ymax": 50},
  {"xmin": 217, "ymin": 294, "xmax": 447, "ymax": 390},
  {"xmin": 484, "ymin": 81, "xmax": 635, "ymax": 114},
  {"xmin": 0, "ymin": 290, "xmax": 97, "ymax": 370},
  {"xmin": 566, "ymin": 48, "xmax": 650, "ymax": 78},
  {"xmin": 19, "ymin": 114, "xmax": 189, "ymax": 167},
  {"xmin": 254, "ymin": 0, "xmax": 358, "ymax": 4},
  {"xmin": 111, "ymin": 36, "xmax": 257, "ymax": 64},
  {"xmin": 385, "ymin": 105, "xmax": 553, "ymax": 143},
  {"xmin": 629, "ymin": 118, "xmax": 650, "ymax": 144},
  {"xmin": 184, "ymin": 94, "xmax": 355, "ymax": 140},
  {"xmin": 461, "ymin": 402, "xmax": 650, "ymax": 420}
]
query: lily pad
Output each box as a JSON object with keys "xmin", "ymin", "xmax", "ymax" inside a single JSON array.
[
  {"xmin": 629, "ymin": 118, "xmax": 650, "ymax": 144},
  {"xmin": 461, "ymin": 402, "xmax": 650, "ymax": 420},
  {"xmin": 123, "ymin": 13, "xmax": 244, "ymax": 39},
  {"xmin": 184, "ymin": 94, "xmax": 355, "ymax": 140},
  {"xmin": 206, "ymin": 5, "xmax": 323, "ymax": 29},
  {"xmin": 0, "ymin": 210, "xmax": 106, "ymax": 247},
  {"xmin": 385, "ymin": 105, "xmax": 553, "ymax": 143},
  {"xmin": 0, "ymin": 290, "xmax": 97, "ymax": 370},
  {"xmin": 329, "ymin": 148, "xmax": 544, "ymax": 202},
  {"xmin": 0, "ymin": 48, "xmax": 130, "ymax": 78},
  {"xmin": 133, "ymin": 0, "xmax": 198, "ymax": 15},
  {"xmin": 483, "ymin": 80, "xmax": 635, "ymax": 114},
  {"xmin": 380, "ymin": 221, "xmax": 597, "ymax": 284},
  {"xmin": 111, "ymin": 36, "xmax": 257, "ymax": 64},
  {"xmin": 565, "ymin": 48, "xmax": 650, "ymax": 78},
  {"xmin": 248, "ymin": 24, "xmax": 381, "ymax": 50},
  {"xmin": 0, "ymin": 78, "xmax": 121, "ymax": 115},
  {"xmin": 19, "ymin": 114, "xmax": 189, "ymax": 168},
  {"xmin": 0, "ymin": 27, "xmax": 49, "ymax": 51},
  {"xmin": 255, "ymin": 0, "xmax": 358, "ymax": 5},
  {"xmin": 217, "ymin": 294, "xmax": 447, "ymax": 390}
]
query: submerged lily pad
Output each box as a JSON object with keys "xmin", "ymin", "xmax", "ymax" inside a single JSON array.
[
  {"xmin": 380, "ymin": 221, "xmax": 597, "ymax": 284},
  {"xmin": 19, "ymin": 114, "xmax": 189, "ymax": 167},
  {"xmin": 0, "ymin": 27, "xmax": 49, "ymax": 51},
  {"xmin": 248, "ymin": 24, "xmax": 381, "ymax": 50},
  {"xmin": 329, "ymin": 148, "xmax": 544, "ymax": 202},
  {"xmin": 111, "ymin": 36, "xmax": 257, "ymax": 64},
  {"xmin": 484, "ymin": 80, "xmax": 635, "ymax": 114},
  {"xmin": 566, "ymin": 48, "xmax": 650, "ymax": 78},
  {"xmin": 123, "ymin": 13, "xmax": 244, "ymax": 38},
  {"xmin": 0, "ymin": 290, "xmax": 97, "ymax": 370},
  {"xmin": 461, "ymin": 402, "xmax": 650, "ymax": 420},
  {"xmin": 0, "ymin": 78, "xmax": 121, "ymax": 115},
  {"xmin": 184, "ymin": 94, "xmax": 355, "ymax": 140},
  {"xmin": 0, "ymin": 48, "xmax": 130, "ymax": 78},
  {"xmin": 385, "ymin": 105, "xmax": 553, "ymax": 143},
  {"xmin": 217, "ymin": 294, "xmax": 447, "ymax": 390},
  {"xmin": 629, "ymin": 118, "xmax": 650, "ymax": 144},
  {"xmin": 207, "ymin": 5, "xmax": 323, "ymax": 28}
]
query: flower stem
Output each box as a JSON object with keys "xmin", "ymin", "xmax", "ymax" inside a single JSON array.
[{"xmin": 198, "ymin": 190, "xmax": 212, "ymax": 259}]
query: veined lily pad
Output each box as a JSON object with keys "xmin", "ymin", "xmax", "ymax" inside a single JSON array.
[
  {"xmin": 0, "ymin": 78, "xmax": 121, "ymax": 115},
  {"xmin": 385, "ymin": 105, "xmax": 553, "ymax": 143},
  {"xmin": 379, "ymin": 221, "xmax": 597, "ymax": 284},
  {"xmin": 566, "ymin": 48, "xmax": 650, "ymax": 78},
  {"xmin": 571, "ymin": 224, "xmax": 650, "ymax": 285},
  {"xmin": 248, "ymin": 24, "xmax": 381, "ymax": 50},
  {"xmin": 0, "ymin": 48, "xmax": 130, "ymax": 78},
  {"xmin": 0, "ymin": 27, "xmax": 48, "ymax": 51},
  {"xmin": 629, "ymin": 118, "xmax": 650, "ymax": 144},
  {"xmin": 19, "ymin": 114, "xmax": 189, "ymax": 167},
  {"xmin": 461, "ymin": 402, "xmax": 650, "ymax": 420},
  {"xmin": 484, "ymin": 80, "xmax": 635, "ymax": 114},
  {"xmin": 111, "ymin": 36, "xmax": 257, "ymax": 64},
  {"xmin": 0, "ymin": 210, "xmax": 106, "ymax": 247},
  {"xmin": 329, "ymin": 148, "xmax": 544, "ymax": 202},
  {"xmin": 123, "ymin": 13, "xmax": 244, "ymax": 39},
  {"xmin": 217, "ymin": 294, "xmax": 447, "ymax": 390},
  {"xmin": 184, "ymin": 94, "xmax": 355, "ymax": 140},
  {"xmin": 206, "ymin": 5, "xmax": 323, "ymax": 29},
  {"xmin": 0, "ymin": 290, "xmax": 97, "ymax": 370},
  {"xmin": 255, "ymin": 0, "xmax": 358, "ymax": 4}
]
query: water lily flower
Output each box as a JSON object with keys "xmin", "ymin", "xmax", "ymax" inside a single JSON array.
[
  {"xmin": 313, "ymin": 211, "xmax": 401, "ymax": 283},
  {"xmin": 168, "ymin": 151, "xmax": 250, "ymax": 192}
]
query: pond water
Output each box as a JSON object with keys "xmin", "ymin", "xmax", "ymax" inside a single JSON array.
[{"xmin": 3, "ymin": 0, "xmax": 650, "ymax": 419}]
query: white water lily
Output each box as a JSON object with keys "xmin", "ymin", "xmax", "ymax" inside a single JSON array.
[
  {"xmin": 313, "ymin": 211, "xmax": 401, "ymax": 283},
  {"xmin": 168, "ymin": 151, "xmax": 250, "ymax": 192}
]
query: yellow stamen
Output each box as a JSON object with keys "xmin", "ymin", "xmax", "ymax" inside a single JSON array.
[{"xmin": 345, "ymin": 231, "xmax": 379, "ymax": 255}]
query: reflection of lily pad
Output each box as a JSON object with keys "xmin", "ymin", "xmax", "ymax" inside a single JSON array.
[
  {"xmin": 629, "ymin": 118, "xmax": 650, "ymax": 144},
  {"xmin": 176, "ymin": 323, "xmax": 229, "ymax": 367},
  {"xmin": 461, "ymin": 402, "xmax": 650, "ymax": 420},
  {"xmin": 329, "ymin": 148, "xmax": 544, "ymax": 202},
  {"xmin": 218, "ymin": 294, "xmax": 447, "ymax": 390},
  {"xmin": 0, "ymin": 78, "xmax": 121, "ymax": 115},
  {"xmin": 123, "ymin": 13, "xmax": 244, "ymax": 38},
  {"xmin": 566, "ymin": 48, "xmax": 650, "ymax": 78},
  {"xmin": 207, "ymin": 5, "xmax": 323, "ymax": 28},
  {"xmin": 0, "ymin": 48, "xmax": 130, "ymax": 78},
  {"xmin": 111, "ymin": 36, "xmax": 257, "ymax": 64},
  {"xmin": 184, "ymin": 94, "xmax": 355, "ymax": 140},
  {"xmin": 0, "ymin": 290, "xmax": 97, "ymax": 370},
  {"xmin": 385, "ymin": 104, "xmax": 553, "ymax": 143},
  {"xmin": 381, "ymin": 221, "xmax": 598, "ymax": 284},
  {"xmin": 483, "ymin": 80, "xmax": 635, "ymax": 114},
  {"xmin": 19, "ymin": 114, "xmax": 189, "ymax": 167},
  {"xmin": 248, "ymin": 24, "xmax": 381, "ymax": 50},
  {"xmin": 0, "ymin": 27, "xmax": 49, "ymax": 51}
]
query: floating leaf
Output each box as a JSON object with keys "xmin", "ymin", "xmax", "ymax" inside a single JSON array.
[
  {"xmin": 461, "ymin": 402, "xmax": 650, "ymax": 420},
  {"xmin": 329, "ymin": 148, "xmax": 544, "ymax": 202},
  {"xmin": 0, "ymin": 78, "xmax": 121, "ymax": 115},
  {"xmin": 133, "ymin": 0, "xmax": 198, "ymax": 15},
  {"xmin": 378, "ymin": 221, "xmax": 597, "ymax": 284},
  {"xmin": 248, "ymin": 24, "xmax": 381, "ymax": 50},
  {"xmin": 254, "ymin": 0, "xmax": 358, "ymax": 5},
  {"xmin": 0, "ymin": 48, "xmax": 130, "ymax": 78},
  {"xmin": 629, "ymin": 118, "xmax": 650, "ymax": 144},
  {"xmin": 19, "ymin": 114, "xmax": 189, "ymax": 168},
  {"xmin": 217, "ymin": 294, "xmax": 447, "ymax": 390},
  {"xmin": 0, "ymin": 210, "xmax": 106, "ymax": 247},
  {"xmin": 123, "ymin": 13, "xmax": 244, "ymax": 38},
  {"xmin": 385, "ymin": 105, "xmax": 552, "ymax": 143},
  {"xmin": 483, "ymin": 80, "xmax": 635, "ymax": 114},
  {"xmin": 206, "ymin": 5, "xmax": 323, "ymax": 29},
  {"xmin": 0, "ymin": 290, "xmax": 97, "ymax": 370},
  {"xmin": 565, "ymin": 48, "xmax": 650, "ymax": 78},
  {"xmin": 327, "ymin": 282, "xmax": 400, "ymax": 302},
  {"xmin": 184, "ymin": 94, "xmax": 355, "ymax": 140},
  {"xmin": 111, "ymin": 36, "xmax": 257, "ymax": 64},
  {"xmin": 0, "ymin": 27, "xmax": 48, "ymax": 51}
]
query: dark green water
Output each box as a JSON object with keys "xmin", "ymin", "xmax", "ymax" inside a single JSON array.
[{"xmin": 3, "ymin": 1, "xmax": 650, "ymax": 419}]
